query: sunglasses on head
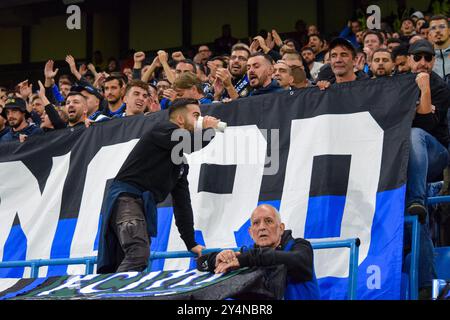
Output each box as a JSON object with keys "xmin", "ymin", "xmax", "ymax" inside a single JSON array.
[{"xmin": 413, "ymin": 54, "xmax": 433, "ymax": 62}]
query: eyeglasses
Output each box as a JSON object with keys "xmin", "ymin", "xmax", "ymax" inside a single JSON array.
[
  {"xmin": 413, "ymin": 54, "xmax": 433, "ymax": 62},
  {"xmin": 230, "ymin": 55, "xmax": 247, "ymax": 62},
  {"xmin": 430, "ymin": 24, "xmax": 447, "ymax": 31}
]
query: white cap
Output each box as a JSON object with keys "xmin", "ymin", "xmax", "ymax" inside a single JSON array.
[{"xmin": 411, "ymin": 11, "xmax": 424, "ymax": 19}]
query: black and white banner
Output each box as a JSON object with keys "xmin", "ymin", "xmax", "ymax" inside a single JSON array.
[{"xmin": 0, "ymin": 74, "xmax": 419, "ymax": 299}]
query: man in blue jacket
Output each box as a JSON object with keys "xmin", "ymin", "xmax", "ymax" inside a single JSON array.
[
  {"xmin": 247, "ymin": 53, "xmax": 283, "ymax": 96},
  {"xmin": 0, "ymin": 97, "xmax": 43, "ymax": 143},
  {"xmin": 197, "ymin": 204, "xmax": 320, "ymax": 300},
  {"xmin": 339, "ymin": 19, "xmax": 362, "ymax": 49}
]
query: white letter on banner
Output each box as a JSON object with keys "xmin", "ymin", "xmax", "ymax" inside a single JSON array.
[
  {"xmin": 79, "ymin": 272, "xmax": 140, "ymax": 294},
  {"xmin": 0, "ymin": 154, "xmax": 71, "ymax": 277},
  {"xmin": 67, "ymin": 140, "xmax": 139, "ymax": 275},
  {"xmin": 37, "ymin": 274, "xmax": 98, "ymax": 296},
  {"xmin": 66, "ymin": 5, "xmax": 81, "ymax": 30},
  {"xmin": 367, "ymin": 265, "xmax": 381, "ymax": 289},
  {"xmin": 164, "ymin": 126, "xmax": 267, "ymax": 270},
  {"xmin": 280, "ymin": 112, "xmax": 383, "ymax": 278}
]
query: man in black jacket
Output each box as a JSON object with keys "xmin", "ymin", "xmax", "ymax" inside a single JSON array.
[
  {"xmin": 196, "ymin": 204, "xmax": 320, "ymax": 300},
  {"xmin": 247, "ymin": 53, "xmax": 283, "ymax": 96},
  {"xmin": 97, "ymin": 98, "xmax": 220, "ymax": 273},
  {"xmin": 406, "ymin": 40, "xmax": 450, "ymax": 221},
  {"xmin": 405, "ymin": 39, "xmax": 450, "ymax": 298}
]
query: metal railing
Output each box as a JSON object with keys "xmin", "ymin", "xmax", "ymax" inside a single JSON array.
[
  {"xmin": 404, "ymin": 215, "xmax": 420, "ymax": 301},
  {"xmin": 0, "ymin": 238, "xmax": 360, "ymax": 300},
  {"xmin": 403, "ymin": 194, "xmax": 450, "ymax": 300},
  {"xmin": 310, "ymin": 238, "xmax": 360, "ymax": 300},
  {"xmin": 427, "ymin": 195, "xmax": 450, "ymax": 205},
  {"xmin": 147, "ymin": 238, "xmax": 361, "ymax": 300}
]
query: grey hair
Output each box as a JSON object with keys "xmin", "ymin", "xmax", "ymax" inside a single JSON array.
[{"xmin": 251, "ymin": 204, "xmax": 282, "ymax": 223}]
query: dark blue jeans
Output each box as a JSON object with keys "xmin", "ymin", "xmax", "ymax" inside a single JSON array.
[
  {"xmin": 406, "ymin": 128, "xmax": 449, "ymax": 207},
  {"xmin": 404, "ymin": 128, "xmax": 449, "ymax": 288}
]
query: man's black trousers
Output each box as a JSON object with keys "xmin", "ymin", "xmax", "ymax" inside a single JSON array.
[{"xmin": 109, "ymin": 194, "xmax": 150, "ymax": 272}]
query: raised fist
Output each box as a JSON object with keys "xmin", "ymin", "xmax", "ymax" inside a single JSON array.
[{"xmin": 134, "ymin": 51, "xmax": 146, "ymax": 63}]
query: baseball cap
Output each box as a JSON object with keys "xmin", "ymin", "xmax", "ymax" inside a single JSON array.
[
  {"xmin": 329, "ymin": 37, "xmax": 357, "ymax": 56},
  {"xmin": 1, "ymin": 97, "xmax": 30, "ymax": 118},
  {"xmin": 411, "ymin": 11, "xmax": 424, "ymax": 19},
  {"xmin": 71, "ymin": 84, "xmax": 103, "ymax": 100},
  {"xmin": 408, "ymin": 39, "xmax": 435, "ymax": 56}
]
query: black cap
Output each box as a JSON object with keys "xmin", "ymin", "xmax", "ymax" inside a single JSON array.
[
  {"xmin": 329, "ymin": 37, "xmax": 357, "ymax": 56},
  {"xmin": 1, "ymin": 97, "xmax": 30, "ymax": 118},
  {"xmin": 71, "ymin": 84, "xmax": 103, "ymax": 100},
  {"xmin": 408, "ymin": 39, "xmax": 435, "ymax": 56}
]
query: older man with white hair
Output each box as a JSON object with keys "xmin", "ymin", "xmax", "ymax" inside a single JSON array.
[{"xmin": 197, "ymin": 204, "xmax": 320, "ymax": 300}]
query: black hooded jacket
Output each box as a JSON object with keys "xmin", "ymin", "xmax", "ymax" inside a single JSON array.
[{"xmin": 197, "ymin": 230, "xmax": 314, "ymax": 283}]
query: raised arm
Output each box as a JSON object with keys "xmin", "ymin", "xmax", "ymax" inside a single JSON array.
[{"xmin": 158, "ymin": 50, "xmax": 176, "ymax": 84}]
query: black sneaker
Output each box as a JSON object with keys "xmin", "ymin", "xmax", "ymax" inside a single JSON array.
[{"xmin": 407, "ymin": 203, "xmax": 427, "ymax": 224}]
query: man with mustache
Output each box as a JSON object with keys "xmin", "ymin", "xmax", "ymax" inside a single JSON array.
[
  {"xmin": 70, "ymin": 84, "xmax": 103, "ymax": 121},
  {"xmin": 301, "ymin": 47, "xmax": 324, "ymax": 81},
  {"xmin": 97, "ymin": 98, "xmax": 220, "ymax": 273},
  {"xmin": 196, "ymin": 204, "xmax": 320, "ymax": 300},
  {"xmin": 215, "ymin": 44, "xmax": 252, "ymax": 100},
  {"xmin": 102, "ymin": 75, "xmax": 126, "ymax": 118},
  {"xmin": 64, "ymin": 92, "xmax": 88, "ymax": 127},
  {"xmin": 307, "ymin": 33, "xmax": 327, "ymax": 63},
  {"xmin": 0, "ymin": 97, "xmax": 43, "ymax": 142},
  {"xmin": 405, "ymin": 39, "xmax": 450, "ymax": 298},
  {"xmin": 428, "ymin": 15, "xmax": 450, "ymax": 81},
  {"xmin": 247, "ymin": 53, "xmax": 282, "ymax": 96},
  {"xmin": 370, "ymin": 48, "xmax": 395, "ymax": 78}
]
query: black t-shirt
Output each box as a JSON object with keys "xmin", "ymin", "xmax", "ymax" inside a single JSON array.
[{"xmin": 317, "ymin": 63, "xmax": 369, "ymax": 83}]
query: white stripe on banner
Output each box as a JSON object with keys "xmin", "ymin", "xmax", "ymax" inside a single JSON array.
[
  {"xmin": 0, "ymin": 279, "xmax": 20, "ymax": 293},
  {"xmin": 281, "ymin": 112, "xmax": 383, "ymax": 278},
  {"xmin": 164, "ymin": 126, "xmax": 267, "ymax": 270},
  {"xmin": 0, "ymin": 154, "xmax": 71, "ymax": 278}
]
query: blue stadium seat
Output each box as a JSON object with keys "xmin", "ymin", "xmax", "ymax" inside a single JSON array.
[{"xmin": 435, "ymin": 247, "xmax": 450, "ymax": 280}]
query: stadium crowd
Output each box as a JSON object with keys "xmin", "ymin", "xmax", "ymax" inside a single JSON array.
[{"xmin": 0, "ymin": 9, "xmax": 449, "ymax": 299}]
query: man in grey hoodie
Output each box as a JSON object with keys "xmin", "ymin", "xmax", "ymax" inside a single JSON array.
[{"xmin": 429, "ymin": 15, "xmax": 450, "ymax": 81}]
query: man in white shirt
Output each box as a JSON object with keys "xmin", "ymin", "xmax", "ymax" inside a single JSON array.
[{"xmin": 301, "ymin": 47, "xmax": 324, "ymax": 81}]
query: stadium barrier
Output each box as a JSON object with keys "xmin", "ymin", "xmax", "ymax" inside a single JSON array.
[
  {"xmin": 404, "ymin": 215, "xmax": 420, "ymax": 301},
  {"xmin": 427, "ymin": 196, "xmax": 450, "ymax": 300},
  {"xmin": 0, "ymin": 238, "xmax": 360, "ymax": 300}
]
